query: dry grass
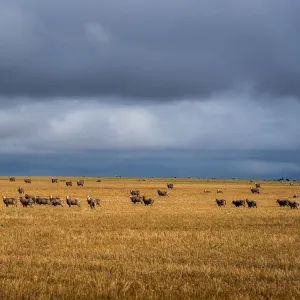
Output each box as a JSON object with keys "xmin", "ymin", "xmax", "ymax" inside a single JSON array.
[{"xmin": 0, "ymin": 176, "xmax": 299, "ymax": 300}]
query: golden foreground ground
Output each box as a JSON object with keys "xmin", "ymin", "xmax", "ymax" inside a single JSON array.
[{"xmin": 0, "ymin": 176, "xmax": 299, "ymax": 300}]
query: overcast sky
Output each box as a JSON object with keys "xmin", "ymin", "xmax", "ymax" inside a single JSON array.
[{"xmin": 1, "ymin": 0, "xmax": 300, "ymax": 178}]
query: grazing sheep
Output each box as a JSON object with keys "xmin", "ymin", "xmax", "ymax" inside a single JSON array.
[
  {"xmin": 66, "ymin": 196, "xmax": 81, "ymax": 207},
  {"xmin": 2, "ymin": 196, "xmax": 18, "ymax": 207},
  {"xmin": 167, "ymin": 183, "xmax": 174, "ymax": 189},
  {"xmin": 250, "ymin": 187, "xmax": 260, "ymax": 194},
  {"xmin": 130, "ymin": 195, "xmax": 143, "ymax": 204},
  {"xmin": 96, "ymin": 179, "xmax": 102, "ymax": 183},
  {"xmin": 232, "ymin": 200, "xmax": 246, "ymax": 207},
  {"xmin": 19, "ymin": 197, "xmax": 34, "ymax": 208},
  {"xmin": 24, "ymin": 179, "xmax": 31, "ymax": 184},
  {"xmin": 77, "ymin": 180, "xmax": 84, "ymax": 187},
  {"xmin": 18, "ymin": 187, "xmax": 24, "ymax": 194},
  {"xmin": 246, "ymin": 199, "xmax": 257, "ymax": 208},
  {"xmin": 157, "ymin": 190, "xmax": 168, "ymax": 196},
  {"xmin": 217, "ymin": 189, "xmax": 223, "ymax": 193},
  {"xmin": 204, "ymin": 189, "xmax": 211, "ymax": 193},
  {"xmin": 255, "ymin": 183, "xmax": 261, "ymax": 188},
  {"xmin": 66, "ymin": 181, "xmax": 72, "ymax": 186},
  {"xmin": 51, "ymin": 177, "xmax": 58, "ymax": 183},
  {"xmin": 52, "ymin": 198, "xmax": 64, "ymax": 206},
  {"xmin": 276, "ymin": 199, "xmax": 289, "ymax": 207},
  {"xmin": 35, "ymin": 197, "xmax": 51, "ymax": 205},
  {"xmin": 9, "ymin": 176, "xmax": 15, "ymax": 182},
  {"xmin": 293, "ymin": 194, "xmax": 297, "ymax": 198},
  {"xmin": 130, "ymin": 190, "xmax": 140, "ymax": 196},
  {"xmin": 87, "ymin": 196, "xmax": 101, "ymax": 208},
  {"xmin": 215, "ymin": 199, "xmax": 226, "ymax": 207},
  {"xmin": 287, "ymin": 200, "xmax": 299, "ymax": 209},
  {"xmin": 142, "ymin": 196, "xmax": 154, "ymax": 206},
  {"xmin": 49, "ymin": 195, "xmax": 63, "ymax": 206}
]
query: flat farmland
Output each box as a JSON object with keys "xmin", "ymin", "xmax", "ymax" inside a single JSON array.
[{"xmin": 0, "ymin": 177, "xmax": 299, "ymax": 300}]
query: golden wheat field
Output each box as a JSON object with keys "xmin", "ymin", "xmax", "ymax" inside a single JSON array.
[{"xmin": 0, "ymin": 176, "xmax": 299, "ymax": 300}]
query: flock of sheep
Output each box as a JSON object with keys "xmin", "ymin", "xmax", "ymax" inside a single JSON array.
[
  {"xmin": 3, "ymin": 177, "xmax": 299, "ymax": 210},
  {"xmin": 214, "ymin": 183, "xmax": 299, "ymax": 209}
]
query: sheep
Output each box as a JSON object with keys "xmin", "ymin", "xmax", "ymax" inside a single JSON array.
[
  {"xmin": 2, "ymin": 196, "xmax": 17, "ymax": 207},
  {"xmin": 276, "ymin": 199, "xmax": 289, "ymax": 207},
  {"xmin": 19, "ymin": 197, "xmax": 34, "ymax": 208},
  {"xmin": 232, "ymin": 200, "xmax": 246, "ymax": 207},
  {"xmin": 66, "ymin": 196, "xmax": 81, "ymax": 207},
  {"xmin": 287, "ymin": 200, "xmax": 299, "ymax": 209},
  {"xmin": 130, "ymin": 190, "xmax": 140, "ymax": 196},
  {"xmin": 142, "ymin": 196, "xmax": 154, "ymax": 206},
  {"xmin": 51, "ymin": 177, "xmax": 58, "ymax": 183},
  {"xmin": 250, "ymin": 187, "xmax": 260, "ymax": 194},
  {"xmin": 77, "ymin": 180, "xmax": 84, "ymax": 187},
  {"xmin": 35, "ymin": 197, "xmax": 51, "ymax": 205},
  {"xmin": 66, "ymin": 181, "xmax": 73, "ymax": 186},
  {"xmin": 157, "ymin": 190, "xmax": 168, "ymax": 196},
  {"xmin": 87, "ymin": 196, "xmax": 101, "ymax": 208},
  {"xmin": 9, "ymin": 176, "xmax": 15, "ymax": 182},
  {"xmin": 49, "ymin": 195, "xmax": 63, "ymax": 207},
  {"xmin": 18, "ymin": 187, "xmax": 24, "ymax": 194},
  {"xmin": 215, "ymin": 199, "xmax": 226, "ymax": 207},
  {"xmin": 130, "ymin": 195, "xmax": 143, "ymax": 204},
  {"xmin": 204, "ymin": 189, "xmax": 211, "ymax": 193},
  {"xmin": 167, "ymin": 183, "xmax": 174, "ymax": 189},
  {"xmin": 217, "ymin": 189, "xmax": 223, "ymax": 193},
  {"xmin": 24, "ymin": 179, "xmax": 31, "ymax": 184},
  {"xmin": 246, "ymin": 199, "xmax": 257, "ymax": 208}
]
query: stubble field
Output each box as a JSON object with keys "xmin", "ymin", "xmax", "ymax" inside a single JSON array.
[{"xmin": 0, "ymin": 176, "xmax": 299, "ymax": 300}]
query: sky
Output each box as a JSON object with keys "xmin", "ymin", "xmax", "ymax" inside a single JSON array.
[{"xmin": 1, "ymin": 0, "xmax": 300, "ymax": 179}]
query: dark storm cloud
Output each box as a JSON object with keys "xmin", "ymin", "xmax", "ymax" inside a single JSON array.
[{"xmin": 0, "ymin": 0, "xmax": 300, "ymax": 99}]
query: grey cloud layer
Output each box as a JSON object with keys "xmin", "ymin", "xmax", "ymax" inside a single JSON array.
[
  {"xmin": 1, "ymin": 95, "xmax": 299, "ymax": 154},
  {"xmin": 1, "ymin": 0, "xmax": 300, "ymax": 99}
]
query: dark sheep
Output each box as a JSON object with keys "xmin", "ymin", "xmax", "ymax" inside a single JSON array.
[
  {"xmin": 35, "ymin": 197, "xmax": 51, "ymax": 205},
  {"xmin": 2, "ymin": 196, "xmax": 18, "ymax": 207},
  {"xmin": 77, "ymin": 180, "xmax": 84, "ymax": 186},
  {"xmin": 157, "ymin": 190, "xmax": 168, "ymax": 196},
  {"xmin": 130, "ymin": 190, "xmax": 140, "ymax": 196},
  {"xmin": 287, "ymin": 200, "xmax": 299, "ymax": 209},
  {"xmin": 18, "ymin": 187, "xmax": 24, "ymax": 194},
  {"xmin": 167, "ymin": 183, "xmax": 174, "ymax": 189},
  {"xmin": 66, "ymin": 181, "xmax": 73, "ymax": 186},
  {"xmin": 142, "ymin": 196, "xmax": 154, "ymax": 206},
  {"xmin": 19, "ymin": 197, "xmax": 34, "ymax": 208},
  {"xmin": 49, "ymin": 195, "xmax": 63, "ymax": 206},
  {"xmin": 250, "ymin": 187, "xmax": 260, "ymax": 194},
  {"xmin": 215, "ymin": 199, "xmax": 226, "ymax": 207},
  {"xmin": 276, "ymin": 199, "xmax": 289, "ymax": 207},
  {"xmin": 130, "ymin": 195, "xmax": 143, "ymax": 204},
  {"xmin": 246, "ymin": 199, "xmax": 257, "ymax": 208},
  {"xmin": 232, "ymin": 200, "xmax": 246, "ymax": 207},
  {"xmin": 51, "ymin": 177, "xmax": 58, "ymax": 183},
  {"xmin": 24, "ymin": 179, "xmax": 31, "ymax": 184},
  {"xmin": 9, "ymin": 177, "xmax": 16, "ymax": 182}
]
